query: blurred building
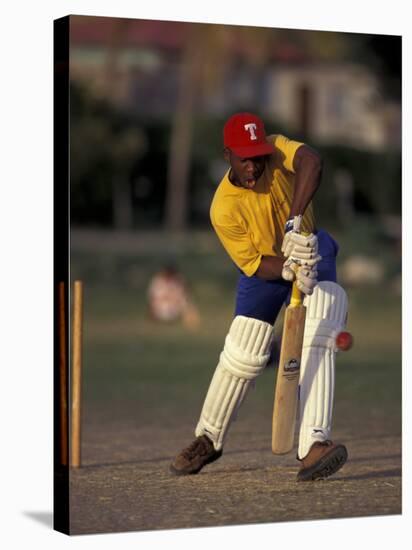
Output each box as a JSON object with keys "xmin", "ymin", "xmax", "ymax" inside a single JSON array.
[
  {"xmin": 69, "ymin": 16, "xmax": 400, "ymax": 153},
  {"xmin": 264, "ymin": 64, "xmax": 401, "ymax": 151}
]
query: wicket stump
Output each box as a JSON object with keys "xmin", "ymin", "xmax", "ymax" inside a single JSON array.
[{"xmin": 71, "ymin": 280, "xmax": 83, "ymax": 468}]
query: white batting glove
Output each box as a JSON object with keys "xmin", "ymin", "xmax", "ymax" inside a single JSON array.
[
  {"xmin": 281, "ymin": 252, "xmax": 321, "ymax": 281},
  {"xmin": 295, "ymin": 265, "xmax": 318, "ymax": 295},
  {"xmin": 282, "ymin": 231, "xmax": 320, "ymax": 261},
  {"xmin": 281, "ymin": 216, "xmax": 321, "ymax": 281},
  {"xmin": 281, "ymin": 258, "xmax": 298, "ymax": 281}
]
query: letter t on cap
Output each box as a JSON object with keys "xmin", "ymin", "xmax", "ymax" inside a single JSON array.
[{"xmin": 244, "ymin": 123, "xmax": 257, "ymax": 140}]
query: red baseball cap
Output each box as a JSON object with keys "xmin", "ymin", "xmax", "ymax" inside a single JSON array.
[{"xmin": 223, "ymin": 112, "xmax": 275, "ymax": 158}]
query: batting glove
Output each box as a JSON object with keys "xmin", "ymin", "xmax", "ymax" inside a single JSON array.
[
  {"xmin": 295, "ymin": 265, "xmax": 318, "ymax": 295},
  {"xmin": 281, "ymin": 216, "xmax": 321, "ymax": 281}
]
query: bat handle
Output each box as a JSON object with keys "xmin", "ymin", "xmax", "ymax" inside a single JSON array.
[
  {"xmin": 289, "ymin": 230, "xmax": 310, "ymax": 308},
  {"xmin": 290, "ymin": 280, "xmax": 302, "ymax": 307}
]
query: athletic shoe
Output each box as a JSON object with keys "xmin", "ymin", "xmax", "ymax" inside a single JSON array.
[
  {"xmin": 170, "ymin": 435, "xmax": 222, "ymax": 475},
  {"xmin": 297, "ymin": 440, "xmax": 348, "ymax": 481}
]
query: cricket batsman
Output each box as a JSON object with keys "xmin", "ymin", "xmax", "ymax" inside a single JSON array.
[{"xmin": 170, "ymin": 113, "xmax": 349, "ymax": 481}]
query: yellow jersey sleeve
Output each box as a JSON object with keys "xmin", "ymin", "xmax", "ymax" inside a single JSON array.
[
  {"xmin": 272, "ymin": 134, "xmax": 304, "ymax": 173},
  {"xmin": 212, "ymin": 213, "xmax": 262, "ymax": 277}
]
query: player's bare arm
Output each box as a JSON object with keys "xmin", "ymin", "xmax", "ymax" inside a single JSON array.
[
  {"xmin": 280, "ymin": 145, "xmax": 323, "ymax": 285},
  {"xmin": 258, "ymin": 146, "xmax": 322, "ymax": 282},
  {"xmin": 289, "ymin": 145, "xmax": 323, "ymax": 219},
  {"xmin": 255, "ymin": 256, "xmax": 318, "ymax": 297},
  {"xmin": 255, "ymin": 255, "xmax": 285, "ymax": 280}
]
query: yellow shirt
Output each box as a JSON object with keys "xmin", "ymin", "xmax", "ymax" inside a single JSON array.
[{"xmin": 210, "ymin": 134, "xmax": 316, "ymax": 277}]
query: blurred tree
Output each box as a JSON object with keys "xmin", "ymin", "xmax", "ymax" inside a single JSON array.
[
  {"xmin": 105, "ymin": 18, "xmax": 136, "ymax": 230},
  {"xmin": 165, "ymin": 23, "xmax": 276, "ymax": 232},
  {"xmin": 72, "ymin": 18, "xmax": 152, "ymax": 229},
  {"xmin": 362, "ymin": 35, "xmax": 401, "ymax": 100},
  {"xmin": 330, "ymin": 32, "xmax": 401, "ymax": 100},
  {"xmin": 70, "ymin": 83, "xmax": 147, "ymax": 227},
  {"xmin": 164, "ymin": 25, "xmax": 202, "ymax": 233},
  {"xmin": 111, "ymin": 127, "xmax": 146, "ymax": 229},
  {"xmin": 105, "ymin": 18, "xmax": 151, "ymax": 229}
]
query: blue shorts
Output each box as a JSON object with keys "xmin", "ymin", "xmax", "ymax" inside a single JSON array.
[{"xmin": 234, "ymin": 230, "xmax": 339, "ymax": 325}]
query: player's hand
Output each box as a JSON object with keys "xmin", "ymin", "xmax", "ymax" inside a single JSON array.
[
  {"xmin": 281, "ymin": 250, "xmax": 322, "ymax": 280},
  {"xmin": 281, "ymin": 231, "xmax": 321, "ymax": 264},
  {"xmin": 280, "ymin": 216, "xmax": 321, "ymax": 284},
  {"xmin": 295, "ymin": 265, "xmax": 318, "ymax": 295}
]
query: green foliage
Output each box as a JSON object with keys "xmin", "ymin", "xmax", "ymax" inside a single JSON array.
[
  {"xmin": 70, "ymin": 83, "xmax": 147, "ymax": 225},
  {"xmin": 315, "ymin": 144, "xmax": 401, "ymax": 224},
  {"xmin": 69, "ymin": 85, "xmax": 401, "ymax": 228}
]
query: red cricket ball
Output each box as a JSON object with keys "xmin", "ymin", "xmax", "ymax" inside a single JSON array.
[{"xmin": 336, "ymin": 331, "xmax": 353, "ymax": 351}]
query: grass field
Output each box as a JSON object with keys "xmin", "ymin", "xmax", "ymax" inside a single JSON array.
[{"xmin": 71, "ymin": 228, "xmax": 401, "ymax": 430}]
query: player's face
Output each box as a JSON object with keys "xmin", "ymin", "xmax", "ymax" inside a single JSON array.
[{"xmin": 224, "ymin": 149, "xmax": 267, "ymax": 189}]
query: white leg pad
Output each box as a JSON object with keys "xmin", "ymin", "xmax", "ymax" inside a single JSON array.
[
  {"xmin": 298, "ymin": 282, "xmax": 348, "ymax": 459},
  {"xmin": 195, "ymin": 315, "xmax": 273, "ymax": 450}
]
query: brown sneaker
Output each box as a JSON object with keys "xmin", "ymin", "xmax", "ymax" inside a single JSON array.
[
  {"xmin": 297, "ymin": 440, "xmax": 348, "ymax": 482},
  {"xmin": 170, "ymin": 435, "xmax": 223, "ymax": 476}
]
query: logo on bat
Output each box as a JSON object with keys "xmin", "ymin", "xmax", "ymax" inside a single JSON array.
[{"xmin": 284, "ymin": 358, "xmax": 300, "ymax": 373}]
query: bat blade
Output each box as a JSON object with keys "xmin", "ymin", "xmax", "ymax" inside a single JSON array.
[{"xmin": 272, "ymin": 303, "xmax": 306, "ymax": 454}]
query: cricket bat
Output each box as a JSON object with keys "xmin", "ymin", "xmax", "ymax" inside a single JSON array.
[{"xmin": 272, "ymin": 280, "xmax": 306, "ymax": 454}]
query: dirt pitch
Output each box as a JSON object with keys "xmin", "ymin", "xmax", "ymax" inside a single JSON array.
[{"xmin": 69, "ymin": 414, "xmax": 401, "ymax": 535}]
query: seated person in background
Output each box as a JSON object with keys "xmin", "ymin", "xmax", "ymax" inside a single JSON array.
[{"xmin": 147, "ymin": 264, "xmax": 200, "ymax": 329}]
